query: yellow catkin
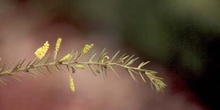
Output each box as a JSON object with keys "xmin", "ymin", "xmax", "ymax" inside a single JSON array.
[
  {"xmin": 55, "ymin": 38, "xmax": 62, "ymax": 53},
  {"xmin": 69, "ymin": 75, "xmax": 75, "ymax": 93},
  {"xmin": 75, "ymin": 64, "xmax": 85, "ymax": 69},
  {"xmin": 35, "ymin": 41, "xmax": 49, "ymax": 59},
  {"xmin": 82, "ymin": 44, "xmax": 94, "ymax": 54},
  {"xmin": 59, "ymin": 54, "xmax": 71, "ymax": 62}
]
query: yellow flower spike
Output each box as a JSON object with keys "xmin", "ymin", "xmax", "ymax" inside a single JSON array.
[
  {"xmin": 54, "ymin": 38, "xmax": 62, "ymax": 60},
  {"xmin": 75, "ymin": 64, "xmax": 85, "ymax": 69},
  {"xmin": 59, "ymin": 54, "xmax": 71, "ymax": 62},
  {"xmin": 69, "ymin": 75, "xmax": 75, "ymax": 93},
  {"xmin": 75, "ymin": 44, "xmax": 94, "ymax": 61},
  {"xmin": 82, "ymin": 44, "xmax": 94, "ymax": 54},
  {"xmin": 35, "ymin": 41, "xmax": 49, "ymax": 59},
  {"xmin": 55, "ymin": 38, "xmax": 62, "ymax": 53}
]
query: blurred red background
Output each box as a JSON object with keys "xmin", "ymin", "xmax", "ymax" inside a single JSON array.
[{"xmin": 0, "ymin": 1, "xmax": 212, "ymax": 110}]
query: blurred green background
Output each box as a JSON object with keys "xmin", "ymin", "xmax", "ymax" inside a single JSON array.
[
  {"xmin": 1, "ymin": 0, "xmax": 220, "ymax": 109},
  {"xmin": 24, "ymin": 0, "xmax": 220, "ymax": 73}
]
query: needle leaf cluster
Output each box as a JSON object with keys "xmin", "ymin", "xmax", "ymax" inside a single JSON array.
[{"xmin": 0, "ymin": 38, "xmax": 166, "ymax": 92}]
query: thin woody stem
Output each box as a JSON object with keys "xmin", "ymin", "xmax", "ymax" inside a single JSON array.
[{"xmin": 1, "ymin": 61, "xmax": 145, "ymax": 75}]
